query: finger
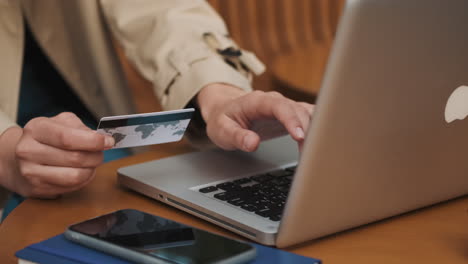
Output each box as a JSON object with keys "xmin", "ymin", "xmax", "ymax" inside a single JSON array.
[
  {"xmin": 50, "ymin": 168, "xmax": 97, "ymax": 191},
  {"xmin": 298, "ymin": 102, "xmax": 315, "ymax": 116},
  {"xmin": 293, "ymin": 104, "xmax": 313, "ymax": 138},
  {"xmin": 208, "ymin": 117, "xmax": 260, "ymax": 152},
  {"xmin": 25, "ymin": 171, "xmax": 96, "ymax": 199},
  {"xmin": 246, "ymin": 94, "xmax": 306, "ymax": 141},
  {"xmin": 16, "ymin": 137, "xmax": 104, "ymax": 168},
  {"xmin": 51, "ymin": 112, "xmax": 92, "ymax": 131},
  {"xmin": 19, "ymin": 160, "xmax": 96, "ymax": 187},
  {"xmin": 25, "ymin": 117, "xmax": 114, "ymax": 151}
]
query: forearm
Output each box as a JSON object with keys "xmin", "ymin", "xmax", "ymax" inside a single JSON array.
[{"xmin": 100, "ymin": 0, "xmax": 257, "ymax": 111}]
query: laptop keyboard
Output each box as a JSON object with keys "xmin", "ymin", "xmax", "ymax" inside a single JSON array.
[{"xmin": 197, "ymin": 165, "xmax": 297, "ymax": 222}]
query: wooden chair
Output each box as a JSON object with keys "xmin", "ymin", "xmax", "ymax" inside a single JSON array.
[{"xmin": 208, "ymin": 0, "xmax": 345, "ymax": 95}]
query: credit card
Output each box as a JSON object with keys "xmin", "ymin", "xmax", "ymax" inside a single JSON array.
[{"xmin": 97, "ymin": 108, "xmax": 194, "ymax": 149}]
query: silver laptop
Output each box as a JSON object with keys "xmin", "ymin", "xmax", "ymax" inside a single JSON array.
[{"xmin": 118, "ymin": 0, "xmax": 468, "ymax": 248}]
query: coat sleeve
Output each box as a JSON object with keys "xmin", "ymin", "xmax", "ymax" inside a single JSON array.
[{"xmin": 98, "ymin": 0, "xmax": 257, "ymax": 111}]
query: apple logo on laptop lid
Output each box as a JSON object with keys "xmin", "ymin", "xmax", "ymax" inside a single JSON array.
[{"xmin": 445, "ymin": 85, "xmax": 468, "ymax": 123}]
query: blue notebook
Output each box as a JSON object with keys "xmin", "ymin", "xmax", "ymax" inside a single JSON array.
[{"xmin": 16, "ymin": 234, "xmax": 320, "ymax": 264}]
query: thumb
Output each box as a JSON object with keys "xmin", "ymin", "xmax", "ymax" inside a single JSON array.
[
  {"xmin": 208, "ymin": 120, "xmax": 261, "ymax": 152},
  {"xmin": 239, "ymin": 130, "xmax": 261, "ymax": 152}
]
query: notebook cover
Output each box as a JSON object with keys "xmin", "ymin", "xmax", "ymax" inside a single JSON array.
[{"xmin": 16, "ymin": 234, "xmax": 320, "ymax": 264}]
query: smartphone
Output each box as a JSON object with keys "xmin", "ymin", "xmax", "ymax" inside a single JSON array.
[{"xmin": 64, "ymin": 209, "xmax": 256, "ymax": 264}]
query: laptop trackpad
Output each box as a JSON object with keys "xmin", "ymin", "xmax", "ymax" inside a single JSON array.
[{"xmin": 118, "ymin": 136, "xmax": 299, "ymax": 190}]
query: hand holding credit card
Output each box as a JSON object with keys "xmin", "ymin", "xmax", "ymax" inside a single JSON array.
[{"xmin": 97, "ymin": 108, "xmax": 194, "ymax": 149}]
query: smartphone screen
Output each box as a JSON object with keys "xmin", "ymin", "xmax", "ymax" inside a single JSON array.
[{"xmin": 67, "ymin": 209, "xmax": 255, "ymax": 264}]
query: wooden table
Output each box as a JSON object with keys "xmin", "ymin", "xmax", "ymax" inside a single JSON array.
[
  {"xmin": 272, "ymin": 44, "xmax": 331, "ymax": 103},
  {"xmin": 1, "ymin": 142, "xmax": 467, "ymax": 263}
]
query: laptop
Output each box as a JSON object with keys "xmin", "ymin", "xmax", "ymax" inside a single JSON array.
[{"xmin": 118, "ymin": 0, "xmax": 468, "ymax": 248}]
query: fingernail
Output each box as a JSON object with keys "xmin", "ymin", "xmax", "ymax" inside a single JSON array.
[
  {"xmin": 243, "ymin": 134, "xmax": 256, "ymax": 151},
  {"xmin": 105, "ymin": 136, "xmax": 115, "ymax": 148},
  {"xmin": 296, "ymin": 127, "xmax": 305, "ymax": 139}
]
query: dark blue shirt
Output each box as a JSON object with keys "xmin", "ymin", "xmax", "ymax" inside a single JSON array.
[{"xmin": 17, "ymin": 23, "xmax": 97, "ymax": 128}]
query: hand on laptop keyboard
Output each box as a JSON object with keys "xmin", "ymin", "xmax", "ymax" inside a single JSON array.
[{"xmin": 196, "ymin": 84, "xmax": 314, "ymax": 152}]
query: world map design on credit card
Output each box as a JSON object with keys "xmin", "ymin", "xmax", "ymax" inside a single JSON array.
[{"xmin": 96, "ymin": 108, "xmax": 194, "ymax": 149}]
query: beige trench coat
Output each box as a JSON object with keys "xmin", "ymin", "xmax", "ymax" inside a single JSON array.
[{"xmin": 0, "ymin": 0, "xmax": 256, "ymax": 135}]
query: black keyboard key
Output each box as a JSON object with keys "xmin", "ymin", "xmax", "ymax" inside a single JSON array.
[
  {"xmin": 199, "ymin": 186, "xmax": 218, "ymax": 193},
  {"xmin": 281, "ymin": 178, "xmax": 292, "ymax": 185},
  {"xmin": 268, "ymin": 170, "xmax": 293, "ymax": 177},
  {"xmin": 252, "ymin": 202, "xmax": 270, "ymax": 211},
  {"xmin": 216, "ymin": 182, "xmax": 235, "ymax": 190},
  {"xmin": 228, "ymin": 198, "xmax": 246, "ymax": 206},
  {"xmin": 277, "ymin": 186, "xmax": 290, "ymax": 194},
  {"xmin": 214, "ymin": 192, "xmax": 231, "ymax": 201},
  {"xmin": 285, "ymin": 166, "xmax": 297, "ymax": 172},
  {"xmin": 237, "ymin": 186, "xmax": 253, "ymax": 194},
  {"xmin": 270, "ymin": 178, "xmax": 290, "ymax": 186},
  {"xmin": 270, "ymin": 196, "xmax": 286, "ymax": 204},
  {"xmin": 240, "ymin": 204, "xmax": 257, "ymax": 212},
  {"xmin": 233, "ymin": 178, "xmax": 252, "ymax": 185},
  {"xmin": 269, "ymin": 215, "xmax": 281, "ymax": 222},
  {"xmin": 250, "ymin": 184, "xmax": 262, "ymax": 191},
  {"xmin": 268, "ymin": 205, "xmax": 284, "ymax": 214},
  {"xmin": 251, "ymin": 174, "xmax": 273, "ymax": 183},
  {"xmin": 255, "ymin": 209, "xmax": 273, "ymax": 218}
]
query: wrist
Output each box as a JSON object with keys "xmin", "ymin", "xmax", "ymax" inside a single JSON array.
[
  {"xmin": 196, "ymin": 83, "xmax": 246, "ymax": 122},
  {"xmin": 0, "ymin": 126, "xmax": 23, "ymax": 192}
]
